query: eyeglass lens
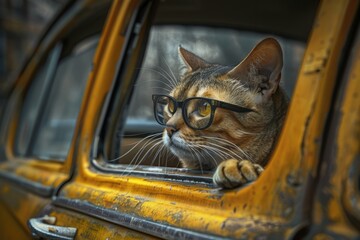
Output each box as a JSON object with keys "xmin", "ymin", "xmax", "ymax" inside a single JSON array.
[
  {"xmin": 183, "ymin": 98, "xmax": 212, "ymax": 129},
  {"xmin": 154, "ymin": 96, "xmax": 173, "ymax": 125},
  {"xmin": 154, "ymin": 96, "xmax": 213, "ymax": 130}
]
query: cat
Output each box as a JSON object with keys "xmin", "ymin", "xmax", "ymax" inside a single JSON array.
[{"xmin": 156, "ymin": 38, "xmax": 288, "ymax": 189}]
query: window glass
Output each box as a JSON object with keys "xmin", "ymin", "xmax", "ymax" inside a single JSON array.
[
  {"xmin": 31, "ymin": 36, "xmax": 99, "ymax": 160},
  {"xmin": 15, "ymin": 45, "xmax": 61, "ymax": 156}
]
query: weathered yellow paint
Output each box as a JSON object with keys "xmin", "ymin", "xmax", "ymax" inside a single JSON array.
[
  {"xmin": 49, "ymin": 207, "xmax": 158, "ymax": 239},
  {"xmin": 0, "ymin": 202, "xmax": 31, "ymax": 240},
  {"xmin": 310, "ymin": 19, "xmax": 360, "ymax": 237},
  {"xmin": 339, "ymin": 36, "xmax": 360, "ymax": 230},
  {"xmin": 0, "ymin": 181, "xmax": 51, "ymax": 234},
  {"xmin": 1, "ymin": 0, "xmax": 359, "ymax": 238},
  {"xmin": 60, "ymin": 180, "xmax": 287, "ymax": 237},
  {"xmin": 76, "ymin": 0, "xmax": 142, "ymax": 173},
  {"xmin": 78, "ymin": 0, "xmax": 136, "ymax": 141},
  {"xmin": 0, "ymin": 160, "xmax": 67, "ymax": 186},
  {"xmin": 57, "ymin": 1, "xmax": 359, "ymax": 238}
]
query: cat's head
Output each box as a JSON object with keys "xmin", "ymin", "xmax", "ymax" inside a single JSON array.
[{"xmin": 162, "ymin": 38, "xmax": 286, "ymax": 170}]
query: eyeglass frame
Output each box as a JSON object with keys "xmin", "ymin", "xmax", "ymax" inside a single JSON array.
[{"xmin": 152, "ymin": 94, "xmax": 253, "ymax": 130}]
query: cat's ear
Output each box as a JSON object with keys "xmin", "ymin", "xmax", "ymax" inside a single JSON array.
[
  {"xmin": 178, "ymin": 46, "xmax": 209, "ymax": 72},
  {"xmin": 228, "ymin": 38, "xmax": 283, "ymax": 101}
]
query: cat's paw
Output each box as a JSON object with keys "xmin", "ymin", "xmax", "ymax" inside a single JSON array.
[{"xmin": 213, "ymin": 159, "xmax": 264, "ymax": 189}]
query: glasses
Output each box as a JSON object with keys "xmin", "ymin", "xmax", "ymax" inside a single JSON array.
[{"xmin": 152, "ymin": 94, "xmax": 253, "ymax": 130}]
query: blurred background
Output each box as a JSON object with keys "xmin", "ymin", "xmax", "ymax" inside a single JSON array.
[{"xmin": 0, "ymin": 0, "xmax": 65, "ymax": 91}]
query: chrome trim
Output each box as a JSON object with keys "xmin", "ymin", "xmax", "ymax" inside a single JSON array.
[{"xmin": 54, "ymin": 197, "xmax": 226, "ymax": 240}]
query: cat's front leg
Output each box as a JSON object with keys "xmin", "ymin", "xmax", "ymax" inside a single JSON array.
[{"xmin": 213, "ymin": 159, "xmax": 264, "ymax": 189}]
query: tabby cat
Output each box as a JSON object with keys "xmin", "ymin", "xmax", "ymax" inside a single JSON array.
[{"xmin": 153, "ymin": 38, "xmax": 288, "ymax": 189}]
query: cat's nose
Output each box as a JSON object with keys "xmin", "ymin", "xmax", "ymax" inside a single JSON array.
[{"xmin": 165, "ymin": 126, "xmax": 178, "ymax": 138}]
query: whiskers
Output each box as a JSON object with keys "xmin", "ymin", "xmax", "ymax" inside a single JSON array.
[
  {"xmin": 203, "ymin": 136, "xmax": 254, "ymax": 162},
  {"xmin": 183, "ymin": 135, "xmax": 254, "ymax": 172},
  {"xmin": 107, "ymin": 132, "xmax": 178, "ymax": 175},
  {"xmin": 107, "ymin": 58, "xmax": 181, "ymax": 174},
  {"xmin": 106, "ymin": 131, "xmax": 253, "ymax": 176},
  {"xmin": 137, "ymin": 60, "xmax": 179, "ymax": 93}
]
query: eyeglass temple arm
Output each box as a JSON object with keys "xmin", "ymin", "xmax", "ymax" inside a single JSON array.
[{"xmin": 217, "ymin": 101, "xmax": 253, "ymax": 113}]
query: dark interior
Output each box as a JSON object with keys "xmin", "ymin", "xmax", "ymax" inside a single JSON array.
[{"xmin": 154, "ymin": 0, "xmax": 319, "ymax": 41}]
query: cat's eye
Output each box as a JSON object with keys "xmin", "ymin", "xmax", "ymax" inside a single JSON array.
[
  {"xmin": 167, "ymin": 100, "xmax": 176, "ymax": 114},
  {"xmin": 197, "ymin": 101, "xmax": 211, "ymax": 117}
]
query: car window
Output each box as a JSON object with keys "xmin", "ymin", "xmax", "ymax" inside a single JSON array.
[
  {"xmin": 95, "ymin": 0, "xmax": 317, "ymax": 181},
  {"xmin": 15, "ymin": 36, "xmax": 99, "ymax": 160},
  {"xmin": 15, "ymin": 45, "xmax": 62, "ymax": 156},
  {"xmin": 115, "ymin": 26, "xmax": 305, "ymax": 170},
  {"xmin": 31, "ymin": 36, "xmax": 99, "ymax": 160}
]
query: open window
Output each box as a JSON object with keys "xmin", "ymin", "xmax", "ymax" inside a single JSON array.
[{"xmin": 93, "ymin": 0, "xmax": 318, "ymax": 182}]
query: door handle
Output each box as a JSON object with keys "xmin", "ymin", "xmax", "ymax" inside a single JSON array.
[{"xmin": 28, "ymin": 215, "xmax": 77, "ymax": 240}]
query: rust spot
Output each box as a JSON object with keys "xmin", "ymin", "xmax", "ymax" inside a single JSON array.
[
  {"xmin": 169, "ymin": 211, "xmax": 183, "ymax": 224},
  {"xmin": 205, "ymin": 223, "xmax": 209, "ymax": 230},
  {"xmin": 286, "ymin": 173, "xmax": 302, "ymax": 187},
  {"xmin": 222, "ymin": 217, "xmax": 281, "ymax": 233},
  {"xmin": 48, "ymin": 227, "xmax": 57, "ymax": 233},
  {"xmin": 221, "ymin": 221, "xmax": 226, "ymax": 230}
]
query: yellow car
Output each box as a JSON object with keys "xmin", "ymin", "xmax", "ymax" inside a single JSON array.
[{"xmin": 0, "ymin": 0, "xmax": 359, "ymax": 239}]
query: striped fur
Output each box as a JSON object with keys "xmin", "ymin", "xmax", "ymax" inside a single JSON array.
[{"xmin": 163, "ymin": 38, "xmax": 288, "ymax": 186}]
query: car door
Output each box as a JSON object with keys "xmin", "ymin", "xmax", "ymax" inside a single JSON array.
[
  {"xmin": 18, "ymin": 0, "xmax": 360, "ymax": 239},
  {"xmin": 0, "ymin": 0, "xmax": 111, "ymax": 239}
]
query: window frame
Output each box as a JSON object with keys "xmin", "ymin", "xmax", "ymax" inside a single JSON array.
[
  {"xmin": 91, "ymin": 0, "xmax": 312, "ymax": 183},
  {"xmin": 90, "ymin": 0, "xmax": 218, "ymax": 184}
]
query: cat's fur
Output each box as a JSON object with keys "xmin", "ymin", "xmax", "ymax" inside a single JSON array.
[{"xmin": 162, "ymin": 38, "xmax": 288, "ymax": 188}]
